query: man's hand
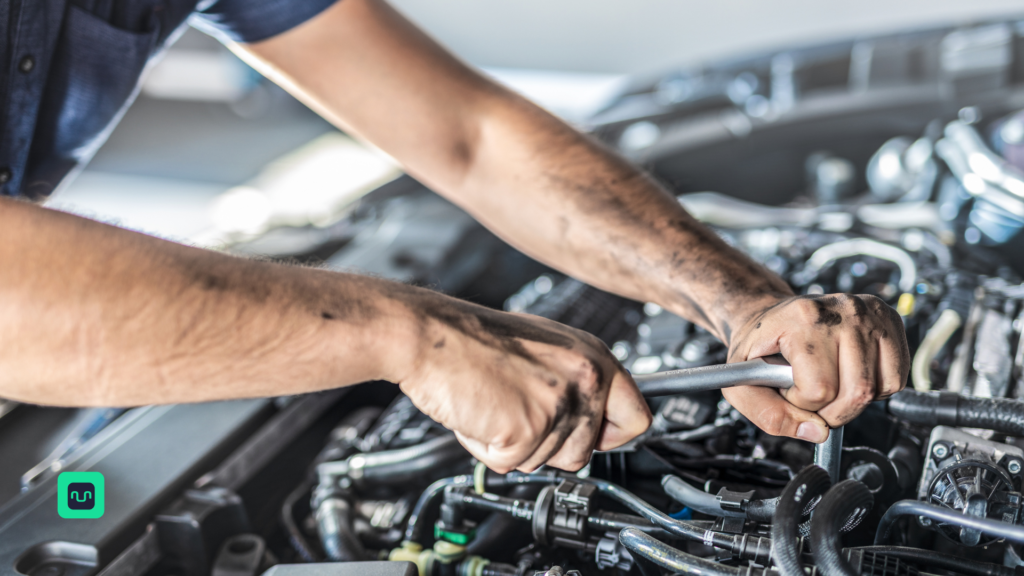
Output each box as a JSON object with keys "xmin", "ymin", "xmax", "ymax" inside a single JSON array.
[
  {"xmin": 384, "ymin": 289, "xmax": 651, "ymax": 473},
  {"xmin": 239, "ymin": 0, "xmax": 910, "ymax": 444},
  {"xmin": 722, "ymin": 294, "xmax": 910, "ymax": 443}
]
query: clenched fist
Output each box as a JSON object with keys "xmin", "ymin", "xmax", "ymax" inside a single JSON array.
[
  {"xmin": 386, "ymin": 288, "xmax": 652, "ymax": 473},
  {"xmin": 723, "ymin": 293, "xmax": 910, "ymax": 443}
]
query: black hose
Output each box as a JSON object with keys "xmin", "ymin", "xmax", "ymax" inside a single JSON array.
[
  {"xmin": 281, "ymin": 477, "xmax": 319, "ymax": 562},
  {"xmin": 771, "ymin": 465, "xmax": 831, "ymax": 576},
  {"xmin": 744, "ymin": 497, "xmax": 779, "ymax": 524},
  {"xmin": 479, "ymin": 563, "xmax": 518, "ymax": 576},
  {"xmin": 855, "ymin": 546, "xmax": 1019, "ymax": 576},
  {"xmin": 662, "ymin": 475, "xmax": 778, "ymax": 523},
  {"xmin": 446, "ymin": 490, "xmax": 534, "ymax": 519},
  {"xmin": 444, "ymin": 486, "xmax": 683, "ymax": 538},
  {"xmin": 886, "ymin": 435, "xmax": 922, "ymax": 494},
  {"xmin": 318, "ymin": 434, "xmax": 469, "ymax": 489},
  {"xmin": 404, "ymin": 476, "xmax": 468, "ymax": 543},
  {"xmin": 314, "ymin": 497, "xmax": 367, "ymax": 562},
  {"xmin": 466, "ymin": 484, "xmax": 540, "ymax": 557},
  {"xmin": 404, "ymin": 472, "xmax": 560, "ymax": 543},
  {"xmin": 874, "ymin": 499, "xmax": 1024, "ymax": 545},
  {"xmin": 888, "ymin": 390, "xmax": 1024, "ymax": 436},
  {"xmin": 662, "ymin": 475, "xmax": 744, "ymax": 518},
  {"xmin": 618, "ymin": 527, "xmax": 760, "ymax": 576},
  {"xmin": 810, "ymin": 480, "xmax": 874, "ymax": 576}
]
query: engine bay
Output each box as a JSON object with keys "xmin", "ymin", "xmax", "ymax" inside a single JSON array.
[{"xmin": 5, "ymin": 14, "xmax": 1024, "ymax": 576}]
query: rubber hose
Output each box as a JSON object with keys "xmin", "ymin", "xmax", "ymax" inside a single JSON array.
[
  {"xmin": 282, "ymin": 477, "xmax": 319, "ymax": 562},
  {"xmin": 888, "ymin": 390, "xmax": 1024, "ymax": 436},
  {"xmin": 810, "ymin": 480, "xmax": 874, "ymax": 576},
  {"xmin": 578, "ymin": 477, "xmax": 711, "ymax": 543},
  {"xmin": 743, "ymin": 497, "xmax": 779, "ymax": 524},
  {"xmin": 874, "ymin": 499, "xmax": 1024, "ymax": 545},
  {"xmin": 480, "ymin": 563, "xmax": 519, "ymax": 576},
  {"xmin": 886, "ymin": 436, "xmax": 923, "ymax": 493},
  {"xmin": 404, "ymin": 476, "xmax": 467, "ymax": 543},
  {"xmin": 618, "ymin": 527, "xmax": 755, "ymax": 576},
  {"xmin": 855, "ymin": 546, "xmax": 1019, "ymax": 576},
  {"xmin": 467, "ymin": 485, "xmax": 540, "ymax": 557},
  {"xmin": 405, "ymin": 473, "xmax": 560, "ymax": 543},
  {"xmin": 349, "ymin": 434, "xmax": 469, "ymax": 486},
  {"xmin": 771, "ymin": 465, "xmax": 832, "ymax": 576},
  {"xmin": 662, "ymin": 475, "xmax": 745, "ymax": 518},
  {"xmin": 315, "ymin": 497, "xmax": 367, "ymax": 562},
  {"xmin": 911, "ymin": 309, "xmax": 961, "ymax": 392}
]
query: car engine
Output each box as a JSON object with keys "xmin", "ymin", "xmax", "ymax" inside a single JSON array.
[{"xmin": 5, "ymin": 14, "xmax": 1024, "ymax": 576}]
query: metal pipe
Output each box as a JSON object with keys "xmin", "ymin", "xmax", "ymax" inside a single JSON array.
[
  {"xmin": 874, "ymin": 499, "xmax": 1024, "ymax": 545},
  {"xmin": 635, "ymin": 355, "xmax": 793, "ymax": 397},
  {"xmin": 814, "ymin": 426, "xmax": 844, "ymax": 484}
]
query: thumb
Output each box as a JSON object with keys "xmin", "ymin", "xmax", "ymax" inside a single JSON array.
[
  {"xmin": 721, "ymin": 385, "xmax": 830, "ymax": 443},
  {"xmin": 597, "ymin": 370, "xmax": 652, "ymax": 451}
]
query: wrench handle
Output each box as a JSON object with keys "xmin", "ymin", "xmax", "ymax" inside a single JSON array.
[{"xmin": 634, "ymin": 355, "xmax": 794, "ymax": 397}]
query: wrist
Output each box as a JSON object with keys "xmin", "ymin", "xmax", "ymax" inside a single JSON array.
[{"xmin": 661, "ymin": 289, "xmax": 792, "ymax": 347}]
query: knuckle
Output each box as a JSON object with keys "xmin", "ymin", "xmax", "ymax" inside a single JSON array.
[
  {"xmin": 850, "ymin": 385, "xmax": 876, "ymax": 406},
  {"xmin": 800, "ymin": 384, "xmax": 837, "ymax": 406}
]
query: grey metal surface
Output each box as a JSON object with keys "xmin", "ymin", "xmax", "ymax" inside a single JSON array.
[
  {"xmin": 0, "ymin": 400, "xmax": 271, "ymax": 576},
  {"xmin": 261, "ymin": 562, "xmax": 417, "ymax": 576},
  {"xmin": 634, "ymin": 355, "xmax": 793, "ymax": 397},
  {"xmin": 814, "ymin": 425, "xmax": 845, "ymax": 483}
]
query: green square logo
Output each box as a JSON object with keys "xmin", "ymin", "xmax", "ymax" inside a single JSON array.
[{"xmin": 58, "ymin": 471, "xmax": 104, "ymax": 519}]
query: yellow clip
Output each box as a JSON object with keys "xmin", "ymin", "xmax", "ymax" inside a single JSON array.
[{"xmin": 896, "ymin": 293, "xmax": 915, "ymax": 317}]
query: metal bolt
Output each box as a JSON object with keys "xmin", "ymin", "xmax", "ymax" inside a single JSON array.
[
  {"xmin": 919, "ymin": 516, "xmax": 933, "ymax": 526},
  {"xmin": 1009, "ymin": 460, "xmax": 1021, "ymax": 474},
  {"xmin": 932, "ymin": 444, "xmax": 949, "ymax": 460}
]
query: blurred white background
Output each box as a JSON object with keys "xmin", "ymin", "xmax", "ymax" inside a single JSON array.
[
  {"xmin": 48, "ymin": 0, "xmax": 1024, "ymax": 242},
  {"xmin": 390, "ymin": 0, "xmax": 1024, "ymax": 74}
]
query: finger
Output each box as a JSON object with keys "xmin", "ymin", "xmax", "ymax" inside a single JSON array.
[
  {"xmin": 818, "ymin": 330, "xmax": 878, "ymax": 427},
  {"xmin": 597, "ymin": 370, "xmax": 652, "ymax": 451},
  {"xmin": 545, "ymin": 411, "xmax": 603, "ymax": 471},
  {"xmin": 778, "ymin": 336, "xmax": 840, "ymax": 412},
  {"xmin": 454, "ymin": 430, "xmax": 515, "ymax": 474},
  {"xmin": 514, "ymin": 416, "xmax": 573, "ymax": 473},
  {"xmin": 723, "ymin": 385, "xmax": 830, "ymax": 443},
  {"xmin": 454, "ymin": 420, "xmax": 543, "ymax": 475},
  {"xmin": 876, "ymin": 330, "xmax": 907, "ymax": 399}
]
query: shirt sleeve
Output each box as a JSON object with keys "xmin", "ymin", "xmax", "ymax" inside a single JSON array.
[{"xmin": 189, "ymin": 0, "xmax": 341, "ymax": 43}]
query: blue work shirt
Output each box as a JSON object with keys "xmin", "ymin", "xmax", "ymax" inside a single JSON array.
[{"xmin": 0, "ymin": 0, "xmax": 337, "ymax": 200}]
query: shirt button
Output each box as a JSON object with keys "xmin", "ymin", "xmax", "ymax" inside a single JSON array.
[
  {"xmin": 0, "ymin": 168, "xmax": 11, "ymax": 184},
  {"xmin": 18, "ymin": 55, "xmax": 34, "ymax": 73}
]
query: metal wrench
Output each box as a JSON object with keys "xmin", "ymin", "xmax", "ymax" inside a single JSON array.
[
  {"xmin": 622, "ymin": 356, "xmax": 844, "ymax": 482},
  {"xmin": 633, "ymin": 354, "xmax": 794, "ymax": 397}
]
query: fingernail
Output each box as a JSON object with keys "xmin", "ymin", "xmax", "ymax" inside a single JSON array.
[{"xmin": 797, "ymin": 422, "xmax": 827, "ymax": 443}]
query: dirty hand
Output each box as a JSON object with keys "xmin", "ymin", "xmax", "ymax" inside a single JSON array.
[
  {"xmin": 722, "ymin": 293, "xmax": 910, "ymax": 443},
  {"xmin": 388, "ymin": 291, "xmax": 651, "ymax": 473}
]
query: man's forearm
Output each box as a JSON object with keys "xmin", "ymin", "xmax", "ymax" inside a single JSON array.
[
  {"xmin": 0, "ymin": 198, "xmax": 414, "ymax": 405},
  {"xmin": 237, "ymin": 0, "xmax": 790, "ymax": 344},
  {"xmin": 452, "ymin": 94, "xmax": 792, "ymax": 344}
]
